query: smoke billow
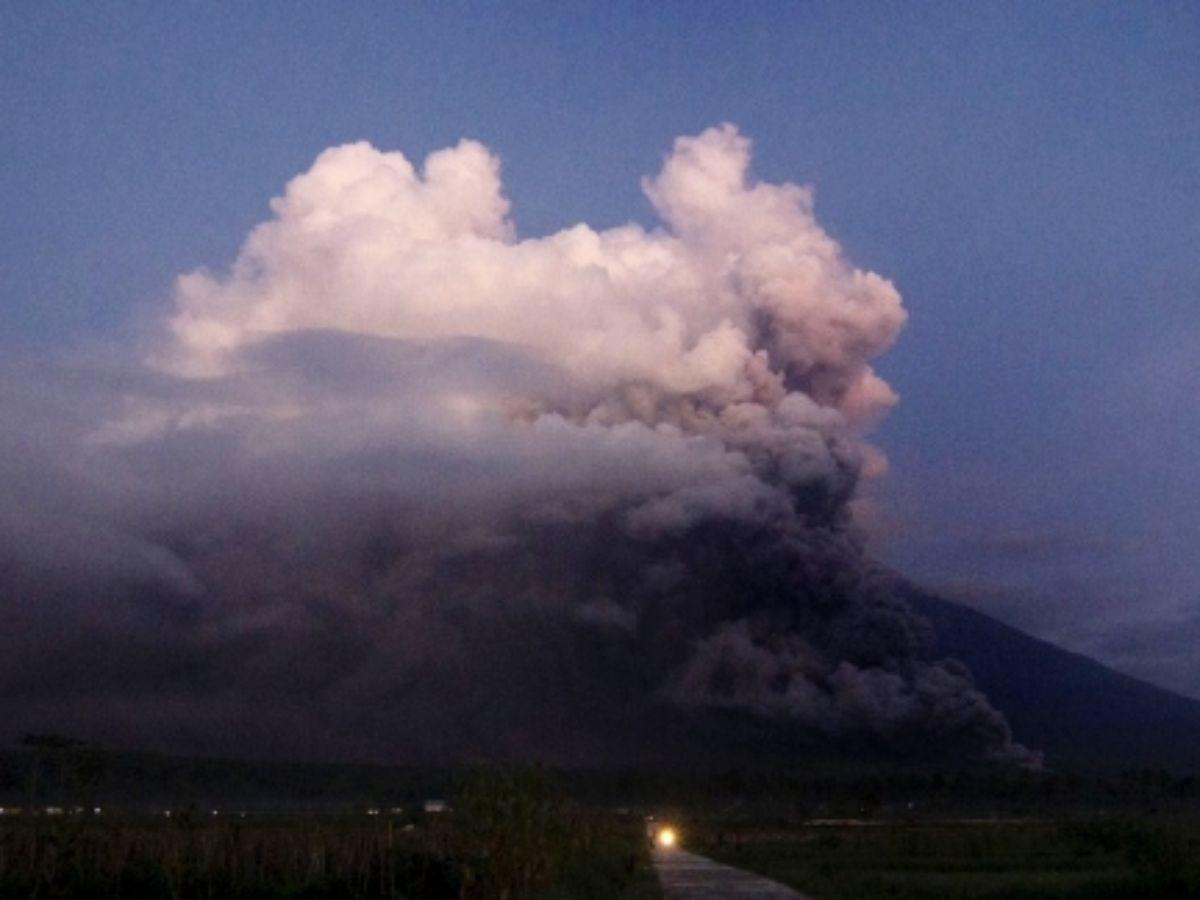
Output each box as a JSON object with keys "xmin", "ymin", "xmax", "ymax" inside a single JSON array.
[{"xmin": 0, "ymin": 125, "xmax": 1035, "ymax": 765}]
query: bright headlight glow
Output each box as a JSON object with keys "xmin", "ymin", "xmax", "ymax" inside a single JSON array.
[{"xmin": 656, "ymin": 827, "xmax": 677, "ymax": 848}]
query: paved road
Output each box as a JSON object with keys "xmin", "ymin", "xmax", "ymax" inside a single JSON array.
[{"xmin": 651, "ymin": 847, "xmax": 812, "ymax": 899}]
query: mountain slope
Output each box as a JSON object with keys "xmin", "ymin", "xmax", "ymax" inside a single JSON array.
[{"xmin": 903, "ymin": 585, "xmax": 1200, "ymax": 771}]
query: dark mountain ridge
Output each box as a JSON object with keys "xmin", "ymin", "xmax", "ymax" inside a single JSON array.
[
  {"xmin": 903, "ymin": 584, "xmax": 1200, "ymax": 771},
  {"xmin": 4, "ymin": 588, "xmax": 1198, "ymax": 791}
]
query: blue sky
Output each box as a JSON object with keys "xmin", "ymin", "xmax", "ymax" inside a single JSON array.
[{"xmin": 3, "ymin": 2, "xmax": 1199, "ymax": 695}]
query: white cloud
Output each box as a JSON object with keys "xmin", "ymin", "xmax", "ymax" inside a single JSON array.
[{"xmin": 163, "ymin": 125, "xmax": 904, "ymax": 429}]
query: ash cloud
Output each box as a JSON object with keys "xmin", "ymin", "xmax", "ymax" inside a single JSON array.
[{"xmin": 0, "ymin": 126, "xmax": 1034, "ymax": 765}]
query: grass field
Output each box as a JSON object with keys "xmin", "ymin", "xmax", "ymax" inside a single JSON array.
[
  {"xmin": 0, "ymin": 766, "xmax": 662, "ymax": 899},
  {"xmin": 7, "ymin": 751, "xmax": 1200, "ymax": 899},
  {"xmin": 698, "ymin": 816, "xmax": 1200, "ymax": 899}
]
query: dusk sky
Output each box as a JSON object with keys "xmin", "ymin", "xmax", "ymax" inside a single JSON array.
[{"xmin": 1, "ymin": 2, "xmax": 1198, "ymax": 759}]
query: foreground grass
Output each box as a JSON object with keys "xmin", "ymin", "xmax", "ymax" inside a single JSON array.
[
  {"xmin": 699, "ymin": 817, "xmax": 1200, "ymax": 899},
  {"xmin": 0, "ymin": 766, "xmax": 662, "ymax": 899},
  {"xmin": 0, "ymin": 813, "xmax": 659, "ymax": 899}
]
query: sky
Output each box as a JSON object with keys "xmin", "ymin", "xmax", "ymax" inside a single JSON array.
[{"xmin": 1, "ymin": 1, "xmax": 1198, "ymax": 733}]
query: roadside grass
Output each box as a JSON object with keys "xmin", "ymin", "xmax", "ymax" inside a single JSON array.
[
  {"xmin": 699, "ymin": 817, "xmax": 1200, "ymax": 900},
  {"xmin": 0, "ymin": 765, "xmax": 662, "ymax": 899}
]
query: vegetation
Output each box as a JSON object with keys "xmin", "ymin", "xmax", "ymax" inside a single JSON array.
[
  {"xmin": 7, "ymin": 738, "xmax": 1200, "ymax": 899},
  {"xmin": 0, "ymin": 765, "xmax": 660, "ymax": 899},
  {"xmin": 696, "ymin": 815, "xmax": 1200, "ymax": 899}
]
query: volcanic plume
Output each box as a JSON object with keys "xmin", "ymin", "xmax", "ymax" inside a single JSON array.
[{"xmin": 0, "ymin": 126, "xmax": 1034, "ymax": 765}]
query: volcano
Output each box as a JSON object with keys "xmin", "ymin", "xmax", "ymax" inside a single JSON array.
[{"xmin": 904, "ymin": 584, "xmax": 1200, "ymax": 771}]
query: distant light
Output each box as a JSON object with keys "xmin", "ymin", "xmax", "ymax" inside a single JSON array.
[
  {"xmin": 93, "ymin": 807, "xmax": 102, "ymax": 815},
  {"xmin": 211, "ymin": 810, "xmax": 220, "ymax": 816},
  {"xmin": 656, "ymin": 827, "xmax": 677, "ymax": 848},
  {"xmin": 164, "ymin": 810, "xmax": 172, "ymax": 817}
]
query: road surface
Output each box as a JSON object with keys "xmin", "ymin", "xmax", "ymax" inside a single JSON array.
[{"xmin": 652, "ymin": 847, "xmax": 812, "ymax": 899}]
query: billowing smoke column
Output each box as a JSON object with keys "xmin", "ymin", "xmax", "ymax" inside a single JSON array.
[{"xmin": 0, "ymin": 126, "xmax": 1034, "ymax": 765}]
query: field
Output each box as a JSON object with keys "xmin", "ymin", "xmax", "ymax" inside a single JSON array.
[
  {"xmin": 696, "ymin": 816, "xmax": 1200, "ymax": 899},
  {"xmin": 0, "ymin": 767, "xmax": 661, "ymax": 899},
  {"xmin": 7, "ymin": 749, "xmax": 1200, "ymax": 898}
]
